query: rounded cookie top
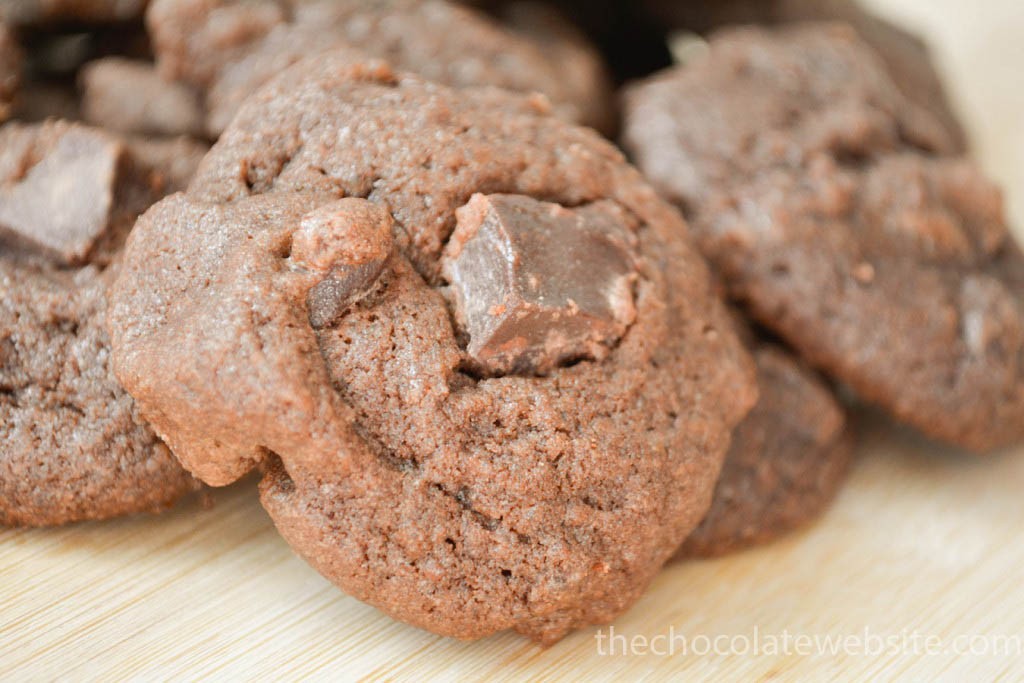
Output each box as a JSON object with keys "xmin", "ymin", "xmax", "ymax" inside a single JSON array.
[
  {"xmin": 622, "ymin": 24, "xmax": 1024, "ymax": 452},
  {"xmin": 147, "ymin": 0, "xmax": 613, "ymax": 135},
  {"xmin": 110, "ymin": 57, "xmax": 756, "ymax": 643},
  {"xmin": 678, "ymin": 343, "xmax": 853, "ymax": 558}
]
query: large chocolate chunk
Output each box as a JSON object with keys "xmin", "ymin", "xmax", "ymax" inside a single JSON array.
[
  {"xmin": 0, "ymin": 121, "xmax": 208, "ymax": 266},
  {"xmin": 0, "ymin": 122, "xmax": 124, "ymax": 264},
  {"xmin": 442, "ymin": 193, "xmax": 638, "ymax": 376}
]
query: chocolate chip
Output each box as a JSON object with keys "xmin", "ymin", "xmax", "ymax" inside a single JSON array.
[
  {"xmin": 306, "ymin": 261, "xmax": 387, "ymax": 329},
  {"xmin": 291, "ymin": 197, "xmax": 394, "ymax": 328},
  {"xmin": 442, "ymin": 193, "xmax": 638, "ymax": 376},
  {"xmin": 0, "ymin": 123, "xmax": 123, "ymax": 265}
]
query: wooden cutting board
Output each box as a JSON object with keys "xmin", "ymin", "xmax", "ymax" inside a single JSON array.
[{"xmin": 2, "ymin": 1, "xmax": 1023, "ymax": 680}]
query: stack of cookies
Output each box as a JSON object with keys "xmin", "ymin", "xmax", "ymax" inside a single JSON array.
[{"xmin": 2, "ymin": 0, "xmax": 1021, "ymax": 644}]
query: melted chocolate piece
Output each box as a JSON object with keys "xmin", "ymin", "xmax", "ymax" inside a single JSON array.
[
  {"xmin": 442, "ymin": 193, "xmax": 637, "ymax": 375},
  {"xmin": 292, "ymin": 197, "xmax": 394, "ymax": 329}
]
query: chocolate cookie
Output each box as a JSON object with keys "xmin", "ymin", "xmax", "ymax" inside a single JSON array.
[
  {"xmin": 0, "ymin": 24, "xmax": 21, "ymax": 121},
  {"xmin": 622, "ymin": 24, "xmax": 1024, "ymax": 453},
  {"xmin": 678, "ymin": 343, "xmax": 853, "ymax": 558},
  {"xmin": 109, "ymin": 57, "xmax": 756, "ymax": 642},
  {"xmin": 643, "ymin": 0, "xmax": 967, "ymax": 150},
  {"xmin": 80, "ymin": 57, "xmax": 204, "ymax": 137},
  {"xmin": 0, "ymin": 121, "xmax": 207, "ymax": 527},
  {"xmin": 146, "ymin": 0, "xmax": 613, "ymax": 136}
]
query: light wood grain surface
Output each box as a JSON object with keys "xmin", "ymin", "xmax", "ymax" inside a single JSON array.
[{"xmin": 3, "ymin": 2, "xmax": 1023, "ymax": 681}]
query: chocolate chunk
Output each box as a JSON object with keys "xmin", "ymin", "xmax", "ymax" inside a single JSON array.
[
  {"xmin": 0, "ymin": 122, "xmax": 123, "ymax": 264},
  {"xmin": 291, "ymin": 198, "xmax": 394, "ymax": 329},
  {"xmin": 0, "ymin": 121, "xmax": 208, "ymax": 266},
  {"xmin": 442, "ymin": 193, "xmax": 638, "ymax": 375},
  {"xmin": 80, "ymin": 58, "xmax": 204, "ymax": 138}
]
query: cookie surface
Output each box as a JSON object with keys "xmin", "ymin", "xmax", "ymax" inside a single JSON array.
[
  {"xmin": 0, "ymin": 259, "xmax": 199, "ymax": 527},
  {"xmin": 0, "ymin": 121, "xmax": 206, "ymax": 527},
  {"xmin": 147, "ymin": 0, "xmax": 612, "ymax": 136},
  {"xmin": 678, "ymin": 344, "xmax": 853, "ymax": 558},
  {"xmin": 622, "ymin": 24, "xmax": 1024, "ymax": 453},
  {"xmin": 643, "ymin": 0, "xmax": 967, "ymax": 150},
  {"xmin": 475, "ymin": 1, "xmax": 615, "ymax": 133},
  {"xmin": 110, "ymin": 57, "xmax": 756, "ymax": 643}
]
